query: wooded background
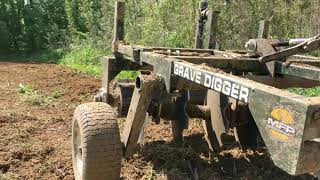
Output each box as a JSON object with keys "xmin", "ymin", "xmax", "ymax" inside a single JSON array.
[{"xmin": 0, "ymin": 0, "xmax": 319, "ymax": 56}]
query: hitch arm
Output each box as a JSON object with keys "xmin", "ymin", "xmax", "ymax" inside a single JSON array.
[{"xmin": 259, "ymin": 34, "xmax": 320, "ymax": 63}]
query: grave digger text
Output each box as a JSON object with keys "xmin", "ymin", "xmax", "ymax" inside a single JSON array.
[{"xmin": 174, "ymin": 63, "xmax": 250, "ymax": 103}]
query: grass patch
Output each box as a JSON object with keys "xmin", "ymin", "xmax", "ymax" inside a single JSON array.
[
  {"xmin": 289, "ymin": 87, "xmax": 320, "ymax": 97},
  {"xmin": 35, "ymin": 162, "xmax": 48, "ymax": 176},
  {"xmin": 59, "ymin": 44, "xmax": 104, "ymax": 75},
  {"xmin": 0, "ymin": 49, "xmax": 64, "ymax": 63},
  {"xmin": 2, "ymin": 43, "xmax": 139, "ymax": 78},
  {"xmin": 23, "ymin": 93, "xmax": 54, "ymax": 106},
  {"xmin": 17, "ymin": 84, "xmax": 62, "ymax": 106},
  {"xmin": 16, "ymin": 84, "xmax": 34, "ymax": 94},
  {"xmin": 64, "ymin": 63, "xmax": 101, "ymax": 76},
  {"xmin": 51, "ymin": 90, "xmax": 64, "ymax": 99},
  {"xmin": 117, "ymin": 71, "xmax": 138, "ymax": 79}
]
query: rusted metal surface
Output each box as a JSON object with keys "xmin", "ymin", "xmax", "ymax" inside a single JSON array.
[
  {"xmin": 171, "ymin": 55, "xmax": 267, "ymax": 73},
  {"xmin": 246, "ymin": 39, "xmax": 276, "ymax": 76},
  {"xmin": 258, "ymin": 20, "xmax": 270, "ymax": 39},
  {"xmin": 259, "ymin": 34, "xmax": 320, "ymax": 63},
  {"xmin": 257, "ymin": 21, "xmax": 275, "ymax": 77},
  {"xmin": 116, "ymin": 43, "xmax": 320, "ymax": 83},
  {"xmin": 195, "ymin": 0, "xmax": 208, "ymax": 48},
  {"xmin": 204, "ymin": 10, "xmax": 219, "ymax": 49},
  {"xmin": 107, "ymin": 0, "xmax": 320, "ymax": 176},
  {"xmin": 186, "ymin": 104, "xmax": 210, "ymax": 120},
  {"xmin": 122, "ymin": 72, "xmax": 163, "ymax": 157},
  {"xmin": 114, "ymin": 41, "xmax": 320, "ymax": 174},
  {"xmin": 113, "ymin": 1, "xmax": 125, "ymax": 45}
]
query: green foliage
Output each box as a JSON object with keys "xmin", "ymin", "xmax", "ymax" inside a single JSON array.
[
  {"xmin": 289, "ymin": 87, "xmax": 320, "ymax": 97},
  {"xmin": 117, "ymin": 71, "xmax": 138, "ymax": 79},
  {"xmin": 123, "ymin": 0, "xmax": 320, "ymax": 50},
  {"xmin": 125, "ymin": 0, "xmax": 197, "ymax": 48},
  {"xmin": 51, "ymin": 90, "xmax": 64, "ymax": 99},
  {"xmin": 0, "ymin": 0, "xmax": 68, "ymax": 52},
  {"xmin": 60, "ymin": 43, "xmax": 104, "ymax": 75},
  {"xmin": 2, "ymin": 0, "xmax": 320, "ymax": 55},
  {"xmin": 23, "ymin": 92, "xmax": 54, "ymax": 106},
  {"xmin": 2, "ymin": 0, "xmax": 320, "ymax": 80},
  {"xmin": 0, "ymin": 49, "xmax": 65, "ymax": 64},
  {"xmin": 17, "ymin": 84, "xmax": 63, "ymax": 105}
]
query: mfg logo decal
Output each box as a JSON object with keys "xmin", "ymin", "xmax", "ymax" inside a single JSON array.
[{"xmin": 267, "ymin": 108, "xmax": 296, "ymax": 141}]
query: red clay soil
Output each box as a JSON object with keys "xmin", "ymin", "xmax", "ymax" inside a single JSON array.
[{"xmin": 0, "ymin": 62, "xmax": 317, "ymax": 180}]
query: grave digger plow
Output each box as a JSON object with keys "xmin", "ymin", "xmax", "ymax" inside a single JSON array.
[{"xmin": 71, "ymin": 0, "xmax": 320, "ymax": 179}]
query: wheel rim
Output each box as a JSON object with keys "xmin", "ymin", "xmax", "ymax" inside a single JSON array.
[{"xmin": 73, "ymin": 120, "xmax": 83, "ymax": 178}]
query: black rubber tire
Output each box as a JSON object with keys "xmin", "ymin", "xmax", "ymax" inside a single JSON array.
[{"xmin": 72, "ymin": 102, "xmax": 122, "ymax": 180}]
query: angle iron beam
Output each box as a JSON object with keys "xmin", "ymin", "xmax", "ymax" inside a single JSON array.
[
  {"xmin": 276, "ymin": 61, "xmax": 320, "ymax": 82},
  {"xmin": 116, "ymin": 44, "xmax": 320, "ymax": 83},
  {"xmin": 170, "ymin": 56, "xmax": 267, "ymax": 73}
]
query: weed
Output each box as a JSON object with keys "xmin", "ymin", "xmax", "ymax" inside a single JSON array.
[
  {"xmin": 23, "ymin": 92, "xmax": 53, "ymax": 106},
  {"xmin": 51, "ymin": 90, "xmax": 63, "ymax": 99},
  {"xmin": 146, "ymin": 167, "xmax": 156, "ymax": 180},
  {"xmin": 16, "ymin": 84, "xmax": 34, "ymax": 94},
  {"xmin": 16, "ymin": 84, "xmax": 55, "ymax": 106},
  {"xmin": 23, "ymin": 142, "xmax": 34, "ymax": 151},
  {"xmin": 35, "ymin": 162, "xmax": 48, "ymax": 176}
]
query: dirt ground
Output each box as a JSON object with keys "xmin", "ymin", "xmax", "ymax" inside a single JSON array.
[{"xmin": 0, "ymin": 62, "xmax": 317, "ymax": 180}]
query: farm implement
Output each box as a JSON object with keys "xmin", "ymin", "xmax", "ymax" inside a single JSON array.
[{"xmin": 71, "ymin": 0, "xmax": 320, "ymax": 179}]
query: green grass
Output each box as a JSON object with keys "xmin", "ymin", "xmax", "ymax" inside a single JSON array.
[
  {"xmin": 1, "ymin": 42, "xmax": 138, "ymax": 78},
  {"xmin": 117, "ymin": 71, "xmax": 138, "ymax": 79},
  {"xmin": 59, "ymin": 44, "xmax": 104, "ymax": 75},
  {"xmin": 0, "ymin": 49, "xmax": 64, "ymax": 63},
  {"xmin": 16, "ymin": 84, "xmax": 34, "ymax": 94},
  {"xmin": 17, "ymin": 84, "xmax": 63, "ymax": 106},
  {"xmin": 288, "ymin": 87, "xmax": 320, "ymax": 97},
  {"xmin": 51, "ymin": 90, "xmax": 64, "ymax": 99}
]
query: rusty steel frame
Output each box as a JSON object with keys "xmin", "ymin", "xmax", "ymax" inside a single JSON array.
[
  {"xmin": 111, "ymin": 45, "xmax": 320, "ymax": 176},
  {"xmin": 101, "ymin": 0, "xmax": 320, "ymax": 176},
  {"xmin": 108, "ymin": 43, "xmax": 320, "ymax": 174}
]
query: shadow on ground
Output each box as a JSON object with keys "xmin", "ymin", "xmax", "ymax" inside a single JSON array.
[{"xmin": 129, "ymin": 133, "xmax": 316, "ymax": 180}]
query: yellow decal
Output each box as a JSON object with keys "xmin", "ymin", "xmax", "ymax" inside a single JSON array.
[{"xmin": 267, "ymin": 108, "xmax": 296, "ymax": 141}]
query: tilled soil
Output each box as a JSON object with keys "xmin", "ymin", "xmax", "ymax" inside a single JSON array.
[{"xmin": 0, "ymin": 62, "xmax": 317, "ymax": 180}]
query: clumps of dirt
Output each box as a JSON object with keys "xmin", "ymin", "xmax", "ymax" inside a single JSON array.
[
  {"xmin": 0, "ymin": 62, "xmax": 317, "ymax": 180},
  {"xmin": 0, "ymin": 161, "xmax": 11, "ymax": 173},
  {"xmin": 9, "ymin": 146, "xmax": 53, "ymax": 162},
  {"xmin": 39, "ymin": 146, "xmax": 55, "ymax": 158},
  {"xmin": 121, "ymin": 120, "xmax": 316, "ymax": 180},
  {"xmin": 10, "ymin": 149, "xmax": 35, "ymax": 161},
  {"xmin": 0, "ymin": 62, "xmax": 99, "ymax": 179},
  {"xmin": 0, "ymin": 115, "xmax": 18, "ymax": 124}
]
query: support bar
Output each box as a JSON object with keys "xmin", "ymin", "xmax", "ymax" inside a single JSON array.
[{"xmin": 122, "ymin": 72, "xmax": 162, "ymax": 157}]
